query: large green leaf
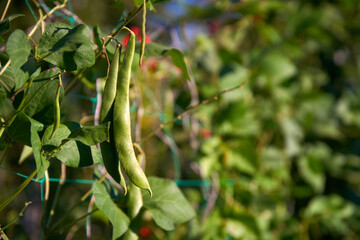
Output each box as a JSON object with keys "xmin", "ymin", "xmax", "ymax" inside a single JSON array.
[
  {"xmin": 92, "ymin": 181, "xmax": 130, "ymax": 239},
  {"xmin": 0, "ymin": 14, "xmax": 24, "ymax": 35},
  {"xmin": 42, "ymin": 122, "xmax": 100, "ymax": 167},
  {"xmin": 6, "ymin": 112, "xmax": 47, "ymax": 179},
  {"xmin": 66, "ymin": 122, "xmax": 110, "ymax": 146},
  {"xmin": 30, "ymin": 121, "xmax": 49, "ymax": 180},
  {"xmin": 6, "ymin": 30, "xmax": 40, "ymax": 90},
  {"xmin": 23, "ymin": 78, "xmax": 63, "ymax": 125},
  {"xmin": 142, "ymin": 177, "xmax": 196, "ymax": 231},
  {"xmin": 37, "ymin": 23, "xmax": 95, "ymax": 71},
  {"xmin": 0, "ymin": 86, "xmax": 14, "ymax": 119},
  {"xmin": 7, "ymin": 112, "xmax": 43, "ymax": 146}
]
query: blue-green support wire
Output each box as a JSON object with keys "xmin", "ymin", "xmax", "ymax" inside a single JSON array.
[
  {"xmin": 38, "ymin": 3, "xmax": 72, "ymax": 23},
  {"xmin": 25, "ymin": 0, "xmax": 38, "ymax": 22},
  {"xmin": 67, "ymin": 0, "xmax": 76, "ymax": 25}
]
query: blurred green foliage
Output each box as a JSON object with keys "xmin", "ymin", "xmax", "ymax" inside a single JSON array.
[{"xmin": 168, "ymin": 0, "xmax": 360, "ymax": 239}]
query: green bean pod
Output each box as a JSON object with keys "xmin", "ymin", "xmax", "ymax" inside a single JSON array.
[
  {"xmin": 126, "ymin": 152, "xmax": 144, "ymax": 219},
  {"xmin": 113, "ymin": 27, "xmax": 152, "ymax": 196},
  {"xmin": 127, "ymin": 181, "xmax": 143, "ymax": 219},
  {"xmin": 99, "ymin": 44, "xmax": 127, "ymax": 194},
  {"xmin": 50, "ymin": 78, "xmax": 62, "ymax": 139},
  {"xmin": 122, "ymin": 229, "xmax": 138, "ymax": 240},
  {"xmin": 139, "ymin": 0, "xmax": 147, "ymax": 66}
]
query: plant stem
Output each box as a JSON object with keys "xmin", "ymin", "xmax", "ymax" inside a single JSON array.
[
  {"xmin": 139, "ymin": 81, "xmax": 248, "ymax": 143},
  {"xmin": 1, "ymin": 201, "xmax": 32, "ymax": 231},
  {"xmin": 81, "ymin": 173, "xmax": 107, "ymax": 201},
  {"xmin": 27, "ymin": 0, "xmax": 68, "ymax": 38},
  {"xmin": 5, "ymin": 75, "xmax": 58, "ymax": 131},
  {"xmin": 64, "ymin": 2, "xmax": 147, "ymax": 95},
  {"xmin": 0, "ymin": 0, "xmax": 12, "ymax": 21},
  {"xmin": 46, "ymin": 163, "xmax": 66, "ymax": 228},
  {"xmin": 0, "ymin": 169, "xmax": 37, "ymax": 212},
  {"xmin": 49, "ymin": 173, "xmax": 107, "ymax": 232},
  {"xmin": 41, "ymin": 170, "xmax": 50, "ymax": 230},
  {"xmin": 0, "ymin": 143, "xmax": 8, "ymax": 166},
  {"xmin": 105, "ymin": 2, "xmax": 146, "ymax": 46},
  {"xmin": 0, "ymin": 118, "xmax": 5, "ymax": 144},
  {"xmin": 86, "ymin": 195, "xmax": 95, "ymax": 239},
  {"xmin": 31, "ymin": 0, "xmax": 45, "ymax": 33},
  {"xmin": 53, "ymin": 208, "xmax": 98, "ymax": 233},
  {"xmin": 0, "ymin": 60, "xmax": 11, "ymax": 77}
]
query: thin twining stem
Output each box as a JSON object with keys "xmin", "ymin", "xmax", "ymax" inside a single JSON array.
[
  {"xmin": 27, "ymin": 0, "xmax": 68, "ymax": 38},
  {"xmin": 139, "ymin": 81, "xmax": 248, "ymax": 143}
]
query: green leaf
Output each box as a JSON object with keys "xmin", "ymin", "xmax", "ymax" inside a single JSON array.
[
  {"xmin": 93, "ymin": 25, "xmax": 115, "ymax": 56},
  {"xmin": 297, "ymin": 144, "xmax": 329, "ymax": 193},
  {"xmin": 0, "ymin": 14, "xmax": 24, "ymax": 35},
  {"xmin": 0, "ymin": 230, "xmax": 9, "ymax": 240},
  {"xmin": 122, "ymin": 229, "xmax": 138, "ymax": 240},
  {"xmin": 37, "ymin": 23, "xmax": 95, "ymax": 71},
  {"xmin": 34, "ymin": 68, "xmax": 60, "ymax": 81},
  {"xmin": 23, "ymin": 78, "xmax": 64, "ymax": 125},
  {"xmin": 151, "ymin": 0, "xmax": 171, "ymax": 4},
  {"xmin": 67, "ymin": 122, "xmax": 110, "ymax": 146},
  {"xmin": 136, "ymin": 42, "xmax": 169, "ymax": 57},
  {"xmin": 42, "ymin": 122, "xmax": 101, "ymax": 167},
  {"xmin": 280, "ymin": 117, "xmax": 303, "ymax": 157},
  {"xmin": 133, "ymin": 0, "xmax": 142, "ymax": 5},
  {"xmin": 0, "ymin": 68, "xmax": 15, "ymax": 93},
  {"xmin": 165, "ymin": 49, "xmax": 191, "ymax": 80},
  {"xmin": 7, "ymin": 112, "xmax": 44, "ymax": 146},
  {"xmin": 134, "ymin": 43, "xmax": 190, "ymax": 80},
  {"xmin": 19, "ymin": 145, "xmax": 33, "ymax": 164},
  {"xmin": 225, "ymin": 214, "xmax": 260, "ymax": 239},
  {"xmin": 92, "ymin": 181, "xmax": 130, "ymax": 239},
  {"xmin": 6, "ymin": 30, "xmax": 40, "ymax": 90},
  {"xmin": 142, "ymin": 177, "xmax": 196, "ymax": 231},
  {"xmin": 304, "ymin": 195, "xmax": 356, "ymax": 234},
  {"xmin": 0, "ymin": 86, "xmax": 14, "ymax": 119},
  {"xmin": 49, "ymin": 24, "xmax": 92, "ymax": 52},
  {"xmin": 256, "ymin": 52, "xmax": 296, "ymax": 83},
  {"xmin": 6, "ymin": 112, "xmax": 47, "ymax": 179},
  {"xmin": 30, "ymin": 121, "xmax": 49, "ymax": 180}
]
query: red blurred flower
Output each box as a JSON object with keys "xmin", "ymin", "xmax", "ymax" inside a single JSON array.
[
  {"xmin": 122, "ymin": 26, "xmax": 152, "ymax": 46},
  {"xmin": 209, "ymin": 20, "xmax": 220, "ymax": 34},
  {"xmin": 139, "ymin": 226, "xmax": 152, "ymax": 238},
  {"xmin": 200, "ymin": 128, "xmax": 212, "ymax": 139}
]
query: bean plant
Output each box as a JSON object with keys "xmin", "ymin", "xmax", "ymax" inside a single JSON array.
[{"xmin": 0, "ymin": 0, "xmax": 197, "ymax": 239}]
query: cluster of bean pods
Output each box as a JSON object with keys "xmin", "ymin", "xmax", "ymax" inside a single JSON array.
[{"xmin": 100, "ymin": 27, "xmax": 152, "ymax": 198}]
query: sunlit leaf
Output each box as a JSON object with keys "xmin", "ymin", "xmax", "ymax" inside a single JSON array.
[
  {"xmin": 93, "ymin": 181, "xmax": 130, "ymax": 239},
  {"xmin": 6, "ymin": 30, "xmax": 40, "ymax": 90},
  {"xmin": 37, "ymin": 23, "xmax": 95, "ymax": 71},
  {"xmin": 142, "ymin": 177, "xmax": 196, "ymax": 231},
  {"xmin": 42, "ymin": 122, "xmax": 101, "ymax": 167},
  {"xmin": 67, "ymin": 122, "xmax": 110, "ymax": 146}
]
